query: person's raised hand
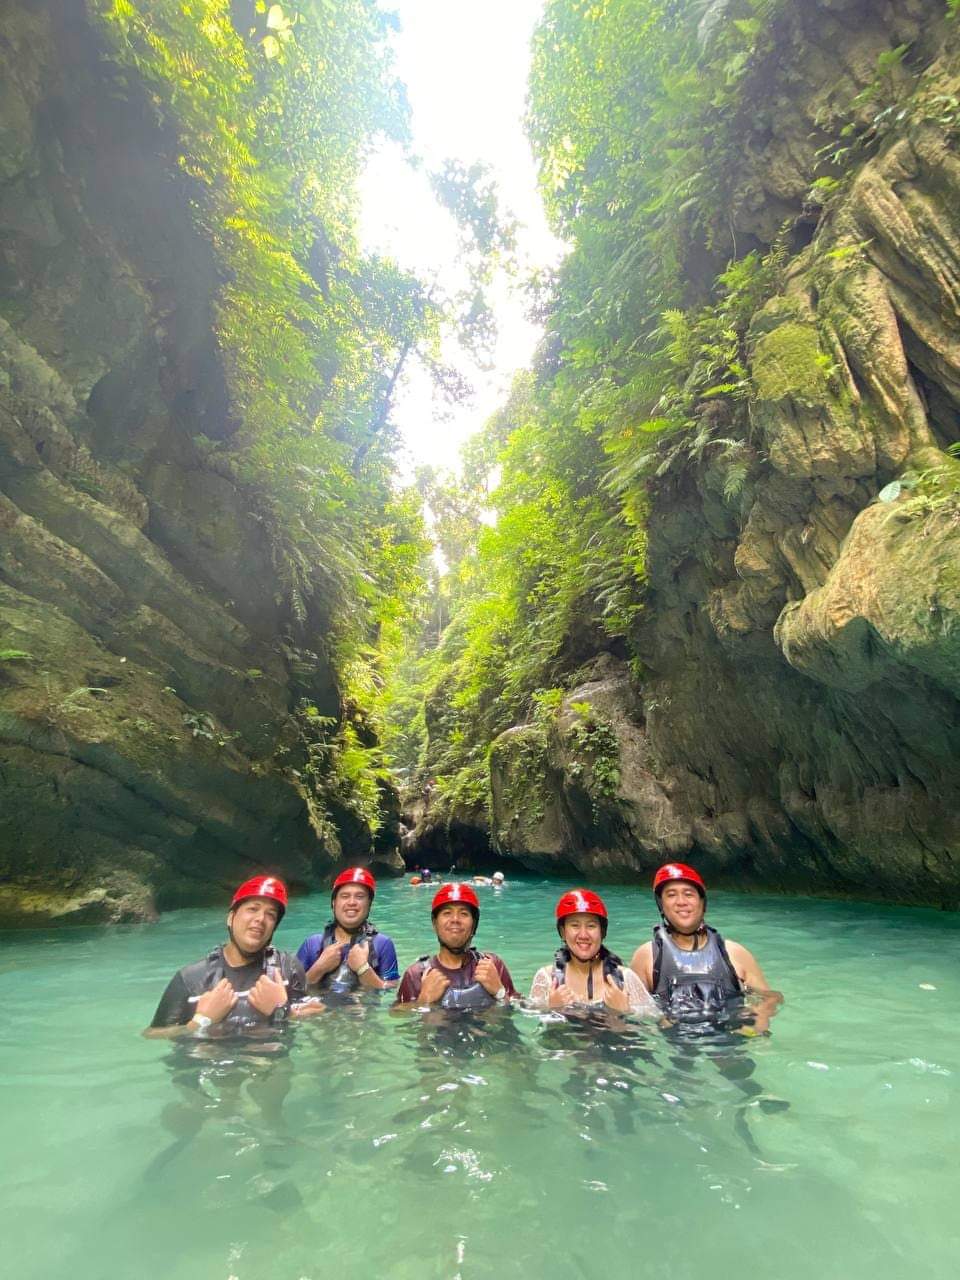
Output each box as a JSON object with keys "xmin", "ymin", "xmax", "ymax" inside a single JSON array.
[
  {"xmin": 311, "ymin": 942, "xmax": 346, "ymax": 977},
  {"xmin": 419, "ymin": 967, "xmax": 450, "ymax": 1004},
  {"xmin": 246, "ymin": 971, "xmax": 288, "ymax": 1017},
  {"xmin": 474, "ymin": 954, "xmax": 502, "ymax": 996},
  {"xmin": 195, "ymin": 978, "xmax": 237, "ymax": 1024},
  {"xmin": 548, "ymin": 980, "xmax": 576, "ymax": 1010},
  {"xmin": 347, "ymin": 941, "xmax": 371, "ymax": 973},
  {"xmin": 602, "ymin": 975, "xmax": 630, "ymax": 1013}
]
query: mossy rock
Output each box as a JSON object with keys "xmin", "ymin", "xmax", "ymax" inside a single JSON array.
[{"xmin": 751, "ymin": 321, "xmax": 830, "ymax": 407}]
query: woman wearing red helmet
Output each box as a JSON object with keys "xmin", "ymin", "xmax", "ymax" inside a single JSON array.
[
  {"xmin": 146, "ymin": 875, "xmax": 322, "ymax": 1037},
  {"xmin": 630, "ymin": 863, "xmax": 781, "ymax": 1032},
  {"xmin": 528, "ymin": 890, "xmax": 656, "ymax": 1015},
  {"xmin": 395, "ymin": 883, "xmax": 519, "ymax": 1010},
  {"xmin": 297, "ymin": 867, "xmax": 400, "ymax": 994}
]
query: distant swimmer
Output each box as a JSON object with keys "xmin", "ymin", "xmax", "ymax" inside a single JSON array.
[
  {"xmin": 631, "ymin": 863, "xmax": 782, "ymax": 1033},
  {"xmin": 529, "ymin": 890, "xmax": 656, "ymax": 1015},
  {"xmin": 472, "ymin": 871, "xmax": 507, "ymax": 887},
  {"xmin": 145, "ymin": 876, "xmax": 322, "ymax": 1038},
  {"xmin": 492, "ymin": 870, "xmax": 505, "ymax": 886},
  {"xmin": 297, "ymin": 867, "xmax": 399, "ymax": 994},
  {"xmin": 395, "ymin": 883, "xmax": 519, "ymax": 1010}
]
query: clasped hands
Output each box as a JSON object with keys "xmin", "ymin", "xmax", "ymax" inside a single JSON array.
[
  {"xmin": 419, "ymin": 954, "xmax": 502, "ymax": 1004},
  {"xmin": 548, "ymin": 973, "xmax": 629, "ymax": 1013},
  {"xmin": 193, "ymin": 973, "xmax": 288, "ymax": 1023},
  {"xmin": 312, "ymin": 939, "xmax": 371, "ymax": 977}
]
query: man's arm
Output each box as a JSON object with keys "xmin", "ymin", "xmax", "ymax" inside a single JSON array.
[
  {"xmin": 142, "ymin": 975, "xmax": 237, "ymax": 1038},
  {"xmin": 491, "ymin": 956, "xmax": 520, "ymax": 999},
  {"xmin": 630, "ymin": 941, "xmax": 654, "ymax": 991},
  {"xmin": 284, "ymin": 956, "xmax": 323, "ymax": 1014},
  {"xmin": 726, "ymin": 941, "xmax": 783, "ymax": 1032},
  {"xmin": 346, "ymin": 940, "xmax": 393, "ymax": 990},
  {"xmin": 300, "ymin": 936, "xmax": 345, "ymax": 986},
  {"xmin": 393, "ymin": 961, "xmax": 447, "ymax": 1007},
  {"xmin": 371, "ymin": 936, "xmax": 401, "ymax": 989}
]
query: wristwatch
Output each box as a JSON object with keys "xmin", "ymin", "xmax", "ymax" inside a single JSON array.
[
  {"xmin": 494, "ymin": 985, "xmax": 506, "ymax": 1001},
  {"xmin": 191, "ymin": 1013, "xmax": 213, "ymax": 1032},
  {"xmin": 356, "ymin": 962, "xmax": 371, "ymax": 977}
]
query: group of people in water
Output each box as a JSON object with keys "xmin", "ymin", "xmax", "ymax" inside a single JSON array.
[{"xmin": 146, "ymin": 863, "xmax": 781, "ymax": 1036}]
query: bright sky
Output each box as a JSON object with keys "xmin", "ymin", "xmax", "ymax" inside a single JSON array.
[{"xmin": 358, "ymin": 0, "xmax": 565, "ymax": 476}]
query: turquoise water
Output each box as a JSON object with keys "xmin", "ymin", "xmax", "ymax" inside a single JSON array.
[{"xmin": 1, "ymin": 878, "xmax": 958, "ymax": 1280}]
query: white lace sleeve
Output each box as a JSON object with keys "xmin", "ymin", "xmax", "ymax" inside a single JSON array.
[
  {"xmin": 623, "ymin": 967, "xmax": 658, "ymax": 1016},
  {"xmin": 528, "ymin": 965, "xmax": 553, "ymax": 1006}
]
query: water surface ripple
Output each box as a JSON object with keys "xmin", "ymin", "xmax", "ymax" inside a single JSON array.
[{"xmin": 1, "ymin": 878, "xmax": 958, "ymax": 1279}]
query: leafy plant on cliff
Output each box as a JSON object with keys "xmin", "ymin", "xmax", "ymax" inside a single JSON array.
[
  {"xmin": 566, "ymin": 702, "xmax": 620, "ymax": 814},
  {"xmin": 92, "ymin": 0, "xmax": 433, "ymax": 827}
]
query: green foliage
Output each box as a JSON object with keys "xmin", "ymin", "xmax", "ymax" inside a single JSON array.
[
  {"xmin": 881, "ymin": 446, "xmax": 960, "ymax": 523},
  {"xmin": 431, "ymin": 761, "xmax": 490, "ymax": 825},
  {"xmin": 0, "ymin": 649, "xmax": 32, "ymax": 662},
  {"xmin": 408, "ymin": 0, "xmax": 805, "ymax": 788},
  {"xmin": 566, "ymin": 702, "xmax": 621, "ymax": 812},
  {"xmin": 92, "ymin": 1, "xmax": 432, "ymax": 827}
]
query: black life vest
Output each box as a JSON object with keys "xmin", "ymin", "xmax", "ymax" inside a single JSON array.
[
  {"xmin": 317, "ymin": 920, "xmax": 380, "ymax": 994},
  {"xmin": 181, "ymin": 945, "xmax": 296, "ymax": 1032},
  {"xmin": 552, "ymin": 945, "xmax": 625, "ymax": 1002},
  {"xmin": 651, "ymin": 924, "xmax": 742, "ymax": 1020},
  {"xmin": 419, "ymin": 949, "xmax": 497, "ymax": 1011}
]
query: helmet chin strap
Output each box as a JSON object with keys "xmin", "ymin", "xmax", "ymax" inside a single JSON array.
[
  {"xmin": 437, "ymin": 922, "xmax": 477, "ymax": 956},
  {"xmin": 227, "ymin": 924, "xmax": 268, "ymax": 963},
  {"xmin": 657, "ymin": 901, "xmax": 707, "ymax": 939}
]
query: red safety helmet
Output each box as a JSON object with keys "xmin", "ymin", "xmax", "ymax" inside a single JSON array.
[
  {"xmin": 555, "ymin": 889, "xmax": 608, "ymax": 936},
  {"xmin": 431, "ymin": 882, "xmax": 480, "ymax": 918},
  {"xmin": 230, "ymin": 875, "xmax": 288, "ymax": 919},
  {"xmin": 332, "ymin": 866, "xmax": 376, "ymax": 900},
  {"xmin": 653, "ymin": 862, "xmax": 706, "ymax": 899}
]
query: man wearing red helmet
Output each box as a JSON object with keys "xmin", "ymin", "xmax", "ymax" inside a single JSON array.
[
  {"xmin": 296, "ymin": 867, "xmax": 399, "ymax": 993},
  {"xmin": 529, "ymin": 890, "xmax": 657, "ymax": 1015},
  {"xmin": 395, "ymin": 883, "xmax": 519, "ymax": 1010},
  {"xmin": 145, "ymin": 876, "xmax": 320, "ymax": 1037},
  {"xmin": 630, "ymin": 863, "xmax": 781, "ymax": 1032}
]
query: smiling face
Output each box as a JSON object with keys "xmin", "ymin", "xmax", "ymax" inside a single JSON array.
[
  {"xmin": 227, "ymin": 896, "xmax": 281, "ymax": 955},
  {"xmin": 434, "ymin": 903, "xmax": 477, "ymax": 953},
  {"xmin": 561, "ymin": 912, "xmax": 604, "ymax": 962},
  {"xmin": 333, "ymin": 884, "xmax": 372, "ymax": 930},
  {"xmin": 658, "ymin": 881, "xmax": 705, "ymax": 933}
]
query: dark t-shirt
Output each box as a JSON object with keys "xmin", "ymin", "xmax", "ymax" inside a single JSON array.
[
  {"xmin": 150, "ymin": 947, "xmax": 307, "ymax": 1032},
  {"xmin": 395, "ymin": 951, "xmax": 519, "ymax": 1004}
]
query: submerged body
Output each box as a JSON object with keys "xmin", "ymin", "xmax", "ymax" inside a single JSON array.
[
  {"xmin": 530, "ymin": 891, "xmax": 657, "ymax": 1017},
  {"xmin": 528, "ymin": 955, "xmax": 655, "ymax": 1015},
  {"xmin": 298, "ymin": 868, "xmax": 399, "ymax": 994},
  {"xmin": 395, "ymin": 883, "xmax": 519, "ymax": 1010},
  {"xmin": 145, "ymin": 877, "xmax": 320, "ymax": 1039},
  {"xmin": 150, "ymin": 943, "xmax": 308, "ymax": 1037},
  {"xmin": 632, "ymin": 864, "xmax": 782, "ymax": 1033}
]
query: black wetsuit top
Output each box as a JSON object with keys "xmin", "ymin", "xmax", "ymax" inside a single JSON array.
[
  {"xmin": 150, "ymin": 945, "xmax": 307, "ymax": 1035},
  {"xmin": 652, "ymin": 924, "xmax": 742, "ymax": 1021}
]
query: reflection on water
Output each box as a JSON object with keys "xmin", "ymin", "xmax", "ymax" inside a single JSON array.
[{"xmin": 1, "ymin": 879, "xmax": 959, "ymax": 1279}]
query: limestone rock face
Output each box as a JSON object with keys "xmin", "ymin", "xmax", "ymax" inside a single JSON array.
[
  {"xmin": 629, "ymin": 2, "xmax": 960, "ymax": 906},
  {"xmin": 0, "ymin": 3, "xmax": 356, "ymax": 924},
  {"xmin": 418, "ymin": 0, "xmax": 960, "ymax": 906},
  {"xmin": 488, "ymin": 656, "xmax": 691, "ymax": 880}
]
